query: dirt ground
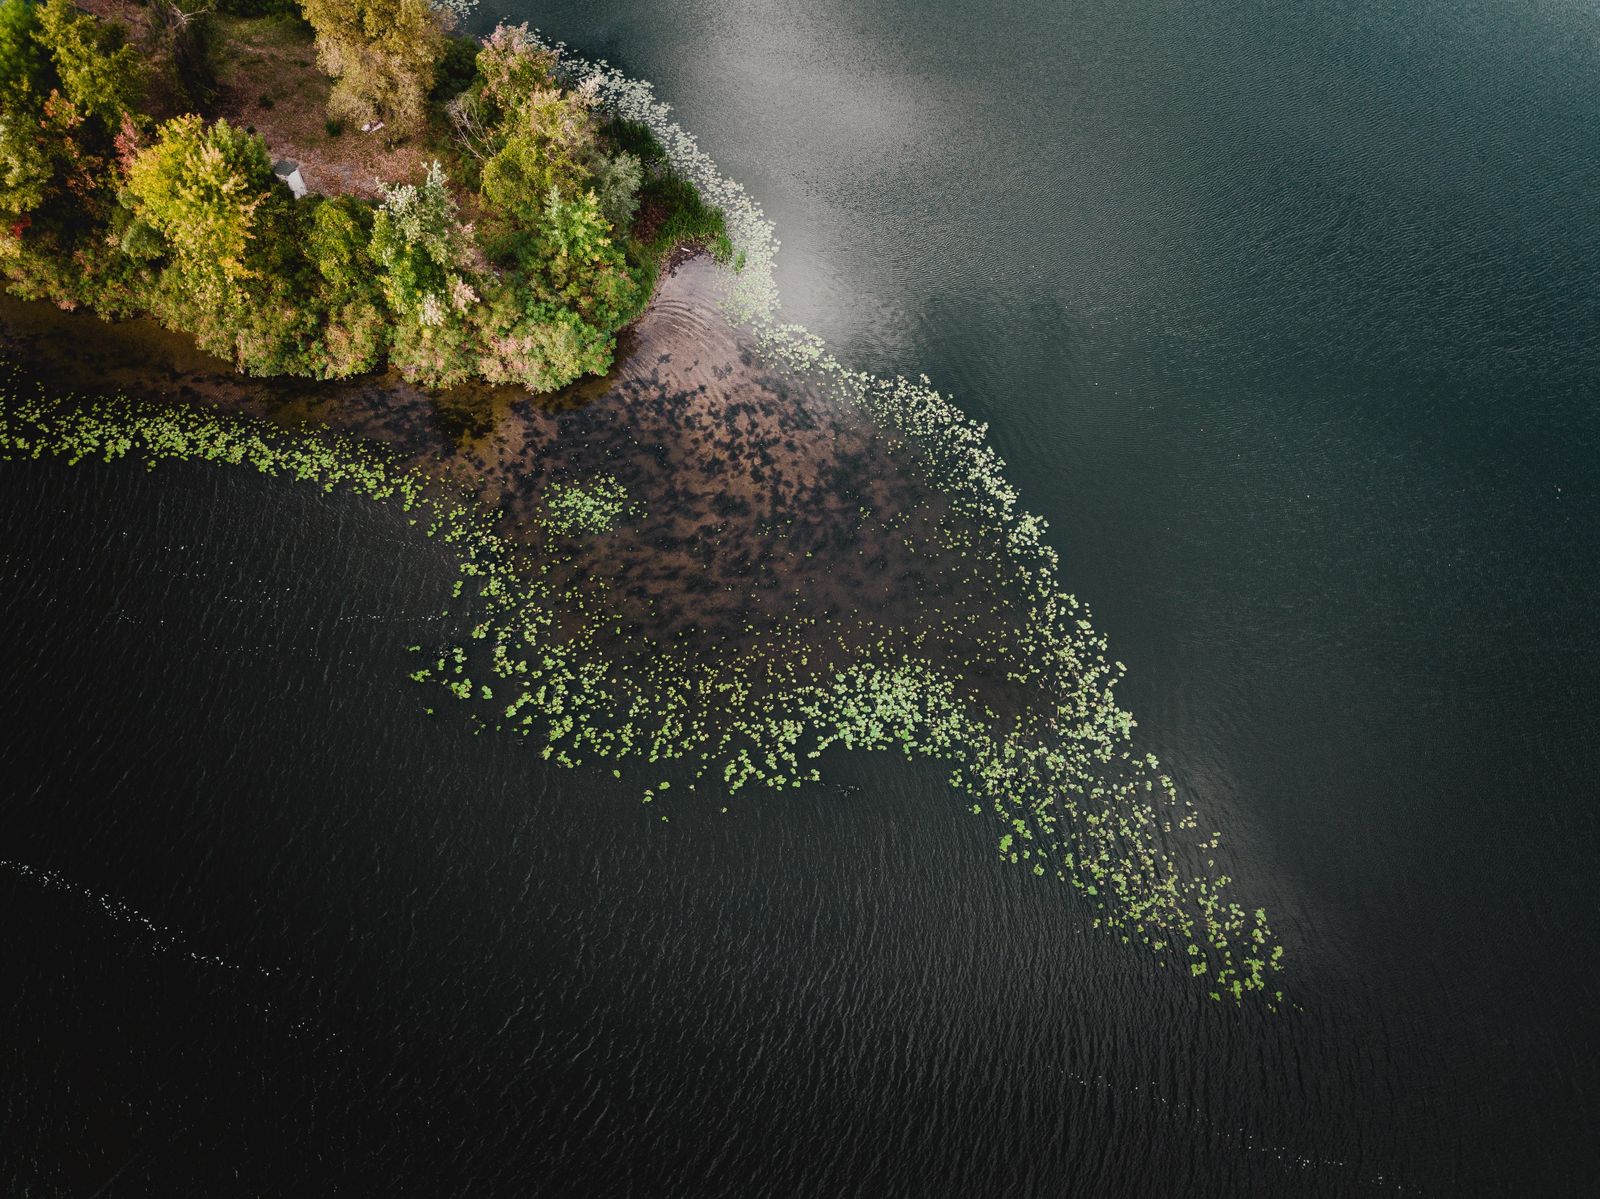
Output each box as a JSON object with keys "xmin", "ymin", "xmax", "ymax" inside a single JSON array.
[
  {"xmin": 208, "ymin": 15, "xmax": 440, "ymax": 199},
  {"xmin": 77, "ymin": 3, "xmax": 441, "ymax": 198}
]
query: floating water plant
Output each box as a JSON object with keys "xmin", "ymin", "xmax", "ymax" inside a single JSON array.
[
  {"xmin": 1, "ymin": 378, "xmax": 1285, "ymax": 1006},
  {"xmin": 519, "ymin": 35, "xmax": 1287, "ymax": 1003},
  {"xmin": 0, "ymin": 14, "xmax": 1288, "ymax": 1015},
  {"xmin": 541, "ymin": 475, "xmax": 636, "ymax": 536}
]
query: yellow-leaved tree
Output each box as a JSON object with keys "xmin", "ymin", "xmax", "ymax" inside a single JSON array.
[{"xmin": 298, "ymin": 0, "xmax": 447, "ymax": 138}]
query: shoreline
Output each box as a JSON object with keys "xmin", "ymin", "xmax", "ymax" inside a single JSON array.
[
  {"xmin": 0, "ymin": 6, "xmax": 1287, "ymax": 1001},
  {"xmin": 0, "ymin": 252, "xmax": 1011, "ymax": 695}
]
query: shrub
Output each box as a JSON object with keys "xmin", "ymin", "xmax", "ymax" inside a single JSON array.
[
  {"xmin": 315, "ymin": 292, "xmax": 386, "ymax": 377},
  {"xmin": 601, "ymin": 117, "xmax": 665, "ymax": 170},
  {"xmin": 387, "ymin": 304, "xmax": 478, "ymax": 388},
  {"xmin": 635, "ymin": 169, "xmax": 730, "ymax": 262}
]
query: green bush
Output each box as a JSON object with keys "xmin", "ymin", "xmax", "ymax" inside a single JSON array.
[
  {"xmin": 635, "ymin": 170, "xmax": 730, "ymax": 261},
  {"xmin": 601, "ymin": 117, "xmax": 665, "ymax": 170},
  {"xmin": 304, "ymin": 194, "xmax": 385, "ymax": 376},
  {"xmin": 518, "ymin": 189, "xmax": 641, "ymax": 329},
  {"xmin": 477, "ymin": 296, "xmax": 611, "ymax": 392}
]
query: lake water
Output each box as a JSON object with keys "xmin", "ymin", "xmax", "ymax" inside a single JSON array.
[{"xmin": 3, "ymin": 0, "xmax": 1598, "ymax": 1193}]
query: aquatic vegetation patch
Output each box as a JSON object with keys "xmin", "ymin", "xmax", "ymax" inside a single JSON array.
[
  {"xmin": 2, "ymin": 387, "xmax": 1284, "ymax": 1004},
  {"xmin": 541, "ymin": 474, "xmax": 635, "ymax": 536},
  {"xmin": 505, "ymin": 37, "xmax": 1289, "ymax": 1002}
]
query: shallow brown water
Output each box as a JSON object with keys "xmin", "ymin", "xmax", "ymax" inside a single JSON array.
[{"xmin": 0, "ymin": 257, "xmax": 1031, "ymax": 707}]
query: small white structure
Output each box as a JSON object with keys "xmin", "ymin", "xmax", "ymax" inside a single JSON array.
[{"xmin": 273, "ymin": 159, "xmax": 308, "ymax": 200}]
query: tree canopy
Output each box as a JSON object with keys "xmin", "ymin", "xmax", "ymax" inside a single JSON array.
[
  {"xmin": 300, "ymin": 0, "xmax": 445, "ymax": 136},
  {"xmin": 0, "ymin": 6, "xmax": 724, "ymax": 393}
]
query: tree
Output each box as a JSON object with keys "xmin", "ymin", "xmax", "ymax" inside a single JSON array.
[
  {"xmin": 123, "ymin": 114, "xmax": 320, "ymax": 373},
  {"xmin": 0, "ymin": 0, "xmax": 142, "ymax": 223},
  {"xmin": 587, "ymin": 149, "xmax": 641, "ymax": 235},
  {"xmin": 369, "ymin": 160, "xmax": 469, "ymax": 311},
  {"xmin": 475, "ymin": 190, "xmax": 643, "ymax": 391},
  {"xmin": 518, "ymin": 188, "xmax": 642, "ymax": 330},
  {"xmin": 34, "ymin": 0, "xmax": 142, "ymax": 128},
  {"xmin": 472, "ymin": 21, "xmax": 556, "ymax": 118},
  {"xmin": 371, "ymin": 160, "xmax": 483, "ymax": 386},
  {"xmin": 0, "ymin": 0, "xmax": 50, "ymax": 110},
  {"xmin": 0, "ymin": 104, "xmax": 53, "ymax": 219},
  {"xmin": 125, "ymin": 115, "xmax": 281, "ymax": 308},
  {"xmin": 477, "ymin": 295, "xmax": 610, "ymax": 392},
  {"xmin": 0, "ymin": 0, "xmax": 141, "ymax": 307},
  {"xmin": 478, "ymin": 84, "xmax": 596, "ymax": 224},
  {"xmin": 305, "ymin": 195, "xmax": 386, "ymax": 376},
  {"xmin": 299, "ymin": 0, "xmax": 446, "ymax": 137}
]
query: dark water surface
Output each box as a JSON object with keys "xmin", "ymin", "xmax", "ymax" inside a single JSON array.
[{"xmin": 4, "ymin": 0, "xmax": 1599, "ymax": 1194}]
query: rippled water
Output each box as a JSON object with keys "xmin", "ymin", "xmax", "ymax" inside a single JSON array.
[{"xmin": 3, "ymin": 0, "xmax": 1599, "ymax": 1193}]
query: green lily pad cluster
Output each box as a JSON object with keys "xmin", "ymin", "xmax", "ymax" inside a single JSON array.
[
  {"xmin": 541, "ymin": 474, "xmax": 636, "ymax": 536},
  {"xmin": 2, "ymin": 383, "xmax": 1284, "ymax": 1005},
  {"xmin": 535, "ymin": 36, "xmax": 1286, "ymax": 1004}
]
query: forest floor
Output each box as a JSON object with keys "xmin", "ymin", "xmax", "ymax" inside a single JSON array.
[{"xmin": 208, "ymin": 15, "xmax": 440, "ymax": 199}]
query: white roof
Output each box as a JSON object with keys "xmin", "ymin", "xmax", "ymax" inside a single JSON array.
[{"xmin": 272, "ymin": 160, "xmax": 308, "ymax": 199}]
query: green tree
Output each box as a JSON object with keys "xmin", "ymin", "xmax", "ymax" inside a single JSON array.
[
  {"xmin": 124, "ymin": 115, "xmax": 280, "ymax": 308},
  {"xmin": 370, "ymin": 160, "xmax": 482, "ymax": 386},
  {"xmin": 0, "ymin": 0, "xmax": 139, "ymax": 224},
  {"xmin": 0, "ymin": 105, "xmax": 53, "ymax": 218},
  {"xmin": 35, "ymin": 0, "xmax": 141, "ymax": 127},
  {"xmin": 305, "ymin": 194, "xmax": 386, "ymax": 376},
  {"xmin": 477, "ymin": 293, "xmax": 611, "ymax": 392},
  {"xmin": 478, "ymin": 87, "xmax": 595, "ymax": 225},
  {"xmin": 299, "ymin": 0, "xmax": 445, "ymax": 137},
  {"xmin": 471, "ymin": 21, "xmax": 556, "ymax": 119},
  {"xmin": 369, "ymin": 159, "xmax": 469, "ymax": 315},
  {"xmin": 0, "ymin": 0, "xmax": 50, "ymax": 110},
  {"xmin": 587, "ymin": 149, "xmax": 641, "ymax": 235},
  {"xmin": 0, "ymin": 1, "xmax": 142, "ymax": 307},
  {"xmin": 518, "ymin": 188, "xmax": 642, "ymax": 330},
  {"xmin": 476, "ymin": 190, "xmax": 642, "ymax": 391},
  {"xmin": 123, "ymin": 115, "xmax": 320, "ymax": 372}
]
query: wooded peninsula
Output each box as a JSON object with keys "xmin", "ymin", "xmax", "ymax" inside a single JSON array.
[{"xmin": 0, "ymin": 0, "xmax": 731, "ymax": 391}]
